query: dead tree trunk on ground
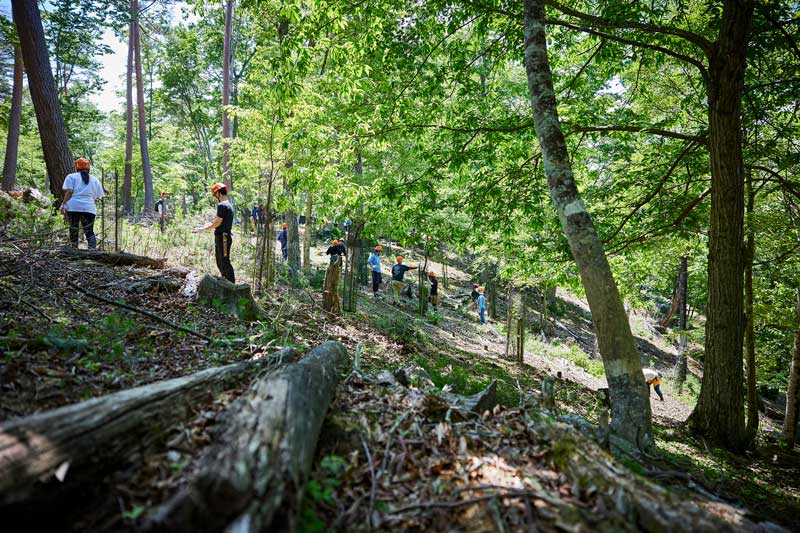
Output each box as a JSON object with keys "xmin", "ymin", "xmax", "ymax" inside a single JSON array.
[
  {"xmin": 0, "ymin": 349, "xmax": 295, "ymax": 521},
  {"xmin": 57, "ymin": 248, "xmax": 166, "ymax": 268},
  {"xmin": 148, "ymin": 341, "xmax": 348, "ymax": 533}
]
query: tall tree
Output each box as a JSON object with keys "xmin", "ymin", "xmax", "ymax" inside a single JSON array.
[
  {"xmin": 2, "ymin": 41, "xmax": 23, "ymax": 191},
  {"xmin": 688, "ymin": 0, "xmax": 755, "ymax": 450},
  {"xmin": 785, "ymin": 288, "xmax": 800, "ymax": 447},
  {"xmin": 123, "ymin": 18, "xmax": 134, "ymax": 214},
  {"xmin": 132, "ymin": 0, "xmax": 154, "ymax": 213},
  {"xmin": 523, "ymin": 0, "xmax": 652, "ymax": 448},
  {"xmin": 221, "ymin": 0, "xmax": 233, "ymax": 190},
  {"xmin": 11, "ymin": 0, "xmax": 73, "ymax": 198}
]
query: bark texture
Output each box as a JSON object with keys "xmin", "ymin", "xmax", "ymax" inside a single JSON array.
[
  {"xmin": 2, "ymin": 43, "xmax": 23, "ymax": 191},
  {"xmin": 132, "ymin": 0, "xmax": 154, "ymax": 213},
  {"xmin": 675, "ymin": 257, "xmax": 688, "ymax": 391},
  {"xmin": 523, "ymin": 0, "xmax": 652, "ymax": 448},
  {"xmin": 302, "ymin": 192, "xmax": 313, "ymax": 270},
  {"xmin": 744, "ymin": 177, "xmax": 758, "ymax": 440},
  {"xmin": 689, "ymin": 0, "xmax": 754, "ymax": 450},
  {"xmin": 123, "ymin": 19, "xmax": 134, "ymax": 214},
  {"xmin": 148, "ymin": 341, "xmax": 347, "ymax": 532},
  {"xmin": 12, "ymin": 0, "xmax": 73, "ymax": 198},
  {"xmin": 784, "ymin": 289, "xmax": 800, "ymax": 447},
  {"xmin": 0, "ymin": 351, "xmax": 294, "ymax": 521}
]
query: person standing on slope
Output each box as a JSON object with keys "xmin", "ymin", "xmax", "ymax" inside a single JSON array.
[
  {"xmin": 391, "ymin": 256, "xmax": 418, "ymax": 306},
  {"xmin": 60, "ymin": 158, "xmax": 105, "ymax": 249},
  {"xmin": 428, "ymin": 271, "xmax": 439, "ymax": 309},
  {"xmin": 194, "ymin": 183, "xmax": 235, "ymax": 283},
  {"xmin": 368, "ymin": 245, "xmax": 383, "ymax": 297},
  {"xmin": 477, "ymin": 286, "xmax": 487, "ymax": 324},
  {"xmin": 278, "ymin": 222, "xmax": 288, "ymax": 260}
]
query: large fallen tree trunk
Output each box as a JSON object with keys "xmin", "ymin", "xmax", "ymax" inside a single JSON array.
[
  {"xmin": 0, "ymin": 348, "xmax": 295, "ymax": 522},
  {"xmin": 148, "ymin": 340, "xmax": 348, "ymax": 532},
  {"xmin": 57, "ymin": 248, "xmax": 167, "ymax": 269}
]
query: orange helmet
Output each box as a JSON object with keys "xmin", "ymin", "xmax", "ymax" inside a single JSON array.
[
  {"xmin": 211, "ymin": 182, "xmax": 226, "ymax": 195},
  {"xmin": 332, "ymin": 239, "xmax": 338, "ymax": 245},
  {"xmin": 396, "ymin": 255, "xmax": 403, "ymax": 263},
  {"xmin": 429, "ymin": 271, "xmax": 436, "ymax": 277},
  {"xmin": 281, "ymin": 223, "xmax": 287, "ymax": 229},
  {"xmin": 375, "ymin": 245, "xmax": 383, "ymax": 252},
  {"xmin": 75, "ymin": 158, "xmax": 90, "ymax": 170},
  {"xmin": 478, "ymin": 286, "xmax": 485, "ymax": 293}
]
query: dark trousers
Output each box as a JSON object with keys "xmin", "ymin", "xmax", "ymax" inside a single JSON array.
[
  {"xmin": 68, "ymin": 212, "xmax": 96, "ymax": 249},
  {"xmin": 215, "ymin": 232, "xmax": 235, "ymax": 283},
  {"xmin": 649, "ymin": 384, "xmax": 664, "ymax": 401},
  {"xmin": 371, "ymin": 271, "xmax": 382, "ymax": 293},
  {"xmin": 281, "ymin": 244, "xmax": 288, "ymax": 260}
]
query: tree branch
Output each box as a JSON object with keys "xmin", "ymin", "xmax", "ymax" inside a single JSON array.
[
  {"xmin": 546, "ymin": 18, "xmax": 709, "ymax": 81},
  {"xmin": 545, "ymin": 0, "xmax": 713, "ymax": 55},
  {"xmin": 564, "ymin": 124, "xmax": 707, "ymax": 144}
]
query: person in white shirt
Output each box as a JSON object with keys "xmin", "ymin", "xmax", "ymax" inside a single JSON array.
[{"xmin": 59, "ymin": 158, "xmax": 105, "ymax": 249}]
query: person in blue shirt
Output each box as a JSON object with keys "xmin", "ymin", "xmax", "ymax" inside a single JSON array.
[
  {"xmin": 477, "ymin": 286, "xmax": 487, "ymax": 324},
  {"xmin": 277, "ymin": 223, "xmax": 288, "ymax": 260},
  {"xmin": 391, "ymin": 255, "xmax": 417, "ymax": 305},
  {"xmin": 368, "ymin": 245, "xmax": 383, "ymax": 297}
]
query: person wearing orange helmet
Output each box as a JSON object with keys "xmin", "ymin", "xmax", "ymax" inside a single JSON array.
[
  {"xmin": 477, "ymin": 286, "xmax": 487, "ymax": 324},
  {"xmin": 278, "ymin": 222, "xmax": 288, "ymax": 260},
  {"xmin": 60, "ymin": 158, "xmax": 105, "ymax": 249},
  {"xmin": 390, "ymin": 255, "xmax": 418, "ymax": 305},
  {"xmin": 193, "ymin": 183, "xmax": 235, "ymax": 282},
  {"xmin": 428, "ymin": 271, "xmax": 439, "ymax": 309},
  {"xmin": 367, "ymin": 245, "xmax": 383, "ymax": 297},
  {"xmin": 325, "ymin": 238, "xmax": 347, "ymax": 265}
]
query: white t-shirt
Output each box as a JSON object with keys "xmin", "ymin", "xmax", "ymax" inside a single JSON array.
[
  {"xmin": 63, "ymin": 172, "xmax": 104, "ymax": 214},
  {"xmin": 642, "ymin": 368, "xmax": 659, "ymax": 382}
]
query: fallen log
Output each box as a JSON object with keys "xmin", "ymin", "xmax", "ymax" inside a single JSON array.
[
  {"xmin": 197, "ymin": 274, "xmax": 264, "ymax": 322},
  {"xmin": 57, "ymin": 247, "xmax": 167, "ymax": 269},
  {"xmin": 0, "ymin": 348, "xmax": 295, "ymax": 523},
  {"xmin": 148, "ymin": 340, "xmax": 348, "ymax": 533}
]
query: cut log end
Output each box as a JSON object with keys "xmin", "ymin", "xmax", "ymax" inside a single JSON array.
[{"xmin": 197, "ymin": 274, "xmax": 264, "ymax": 322}]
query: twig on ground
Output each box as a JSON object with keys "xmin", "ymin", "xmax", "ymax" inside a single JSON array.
[
  {"xmin": 67, "ymin": 281, "xmax": 213, "ymax": 342},
  {"xmin": 361, "ymin": 434, "xmax": 377, "ymax": 531}
]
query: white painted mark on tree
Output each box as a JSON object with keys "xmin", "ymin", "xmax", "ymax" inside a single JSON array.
[{"xmin": 563, "ymin": 199, "xmax": 587, "ymax": 217}]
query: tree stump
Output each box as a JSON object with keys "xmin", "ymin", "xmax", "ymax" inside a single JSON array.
[
  {"xmin": 197, "ymin": 274, "xmax": 263, "ymax": 322},
  {"xmin": 148, "ymin": 341, "xmax": 348, "ymax": 532},
  {"xmin": 323, "ymin": 256, "xmax": 342, "ymax": 314}
]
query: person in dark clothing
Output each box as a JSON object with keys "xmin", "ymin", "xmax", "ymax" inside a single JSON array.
[
  {"xmin": 252, "ymin": 205, "xmax": 259, "ymax": 226},
  {"xmin": 325, "ymin": 239, "xmax": 346, "ymax": 265},
  {"xmin": 391, "ymin": 256, "xmax": 418, "ymax": 305},
  {"xmin": 278, "ymin": 223, "xmax": 288, "ymax": 260},
  {"xmin": 470, "ymin": 284, "xmax": 479, "ymax": 310},
  {"xmin": 428, "ymin": 271, "xmax": 439, "ymax": 309},
  {"xmin": 194, "ymin": 182, "xmax": 235, "ymax": 283}
]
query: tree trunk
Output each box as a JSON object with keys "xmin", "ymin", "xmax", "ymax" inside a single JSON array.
[
  {"xmin": 0, "ymin": 350, "xmax": 294, "ymax": 521},
  {"xmin": 123, "ymin": 19, "xmax": 134, "ymax": 215},
  {"xmin": 744, "ymin": 174, "xmax": 758, "ymax": 441},
  {"xmin": 523, "ymin": 0, "xmax": 652, "ymax": 448},
  {"xmin": 148, "ymin": 342, "xmax": 346, "ymax": 533},
  {"xmin": 676, "ymin": 257, "xmax": 689, "ymax": 393},
  {"xmin": 2, "ymin": 43, "xmax": 23, "ymax": 191},
  {"xmin": 516, "ymin": 292, "xmax": 526, "ymax": 363},
  {"xmin": 505, "ymin": 284, "xmax": 514, "ymax": 358},
  {"xmin": 132, "ymin": 0, "xmax": 154, "ymax": 214},
  {"xmin": 287, "ymin": 208, "xmax": 301, "ymax": 276},
  {"xmin": 784, "ymin": 289, "xmax": 800, "ymax": 447},
  {"xmin": 323, "ymin": 256, "xmax": 341, "ymax": 314},
  {"xmin": 689, "ymin": 0, "xmax": 755, "ymax": 451},
  {"xmin": 658, "ymin": 275, "xmax": 681, "ymax": 329},
  {"xmin": 343, "ymin": 221, "xmax": 364, "ymax": 313},
  {"xmin": 302, "ymin": 191, "xmax": 313, "ymax": 271},
  {"xmin": 12, "ymin": 0, "xmax": 73, "ymax": 199},
  {"xmin": 221, "ymin": 0, "xmax": 233, "ymax": 190}
]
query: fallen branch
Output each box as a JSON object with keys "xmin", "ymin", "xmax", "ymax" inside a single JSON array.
[
  {"xmin": 67, "ymin": 281, "xmax": 212, "ymax": 342},
  {"xmin": 57, "ymin": 248, "xmax": 167, "ymax": 269},
  {"xmin": 148, "ymin": 341, "xmax": 348, "ymax": 532},
  {"xmin": 0, "ymin": 348, "xmax": 296, "ymax": 522}
]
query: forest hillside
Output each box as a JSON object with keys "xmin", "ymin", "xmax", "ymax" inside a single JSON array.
[{"xmin": 1, "ymin": 0, "xmax": 800, "ymax": 531}]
